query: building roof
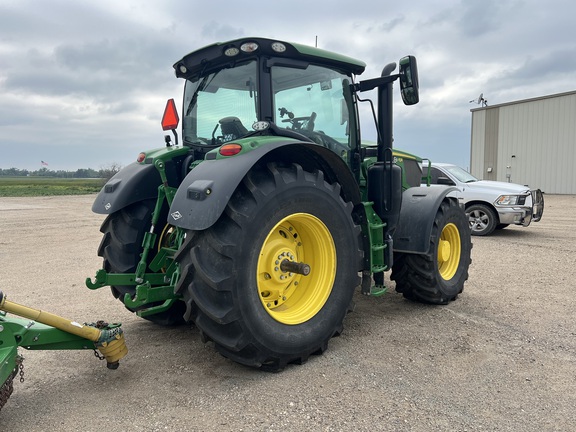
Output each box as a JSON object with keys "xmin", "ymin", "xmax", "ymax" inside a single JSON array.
[{"xmin": 470, "ymin": 89, "xmax": 576, "ymax": 112}]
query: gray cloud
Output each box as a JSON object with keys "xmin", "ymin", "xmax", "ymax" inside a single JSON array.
[
  {"xmin": 507, "ymin": 47, "xmax": 576, "ymax": 82},
  {"xmin": 0, "ymin": 0, "xmax": 574, "ymax": 171},
  {"xmin": 457, "ymin": 0, "xmax": 508, "ymax": 37},
  {"xmin": 200, "ymin": 21, "xmax": 245, "ymax": 40}
]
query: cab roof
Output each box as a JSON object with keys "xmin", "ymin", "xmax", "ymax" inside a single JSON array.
[{"xmin": 173, "ymin": 37, "xmax": 366, "ymax": 79}]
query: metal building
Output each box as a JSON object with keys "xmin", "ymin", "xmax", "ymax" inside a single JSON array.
[{"xmin": 470, "ymin": 90, "xmax": 576, "ymax": 194}]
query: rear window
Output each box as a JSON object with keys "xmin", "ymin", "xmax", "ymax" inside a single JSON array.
[{"xmin": 402, "ymin": 158, "xmax": 423, "ymax": 188}]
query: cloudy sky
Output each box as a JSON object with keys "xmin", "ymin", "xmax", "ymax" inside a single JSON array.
[{"xmin": 1, "ymin": 0, "xmax": 574, "ymax": 171}]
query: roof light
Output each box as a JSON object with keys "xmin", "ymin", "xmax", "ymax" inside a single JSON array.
[
  {"xmin": 137, "ymin": 152, "xmax": 146, "ymax": 163},
  {"xmin": 252, "ymin": 121, "xmax": 270, "ymax": 131},
  {"xmin": 178, "ymin": 64, "xmax": 187, "ymax": 74},
  {"xmin": 161, "ymin": 98, "xmax": 180, "ymax": 131},
  {"xmin": 219, "ymin": 143, "xmax": 243, "ymax": 156},
  {"xmin": 224, "ymin": 47, "xmax": 240, "ymax": 57},
  {"xmin": 271, "ymin": 42, "xmax": 286, "ymax": 53},
  {"xmin": 240, "ymin": 42, "xmax": 259, "ymax": 53}
]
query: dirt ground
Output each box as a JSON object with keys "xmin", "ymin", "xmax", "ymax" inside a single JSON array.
[{"xmin": 1, "ymin": 194, "xmax": 575, "ymax": 431}]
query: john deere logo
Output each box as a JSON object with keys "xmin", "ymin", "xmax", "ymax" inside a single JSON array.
[{"xmin": 171, "ymin": 211, "xmax": 182, "ymax": 220}]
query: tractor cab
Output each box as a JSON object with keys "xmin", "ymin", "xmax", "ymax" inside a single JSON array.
[{"xmin": 167, "ymin": 38, "xmax": 366, "ymax": 166}]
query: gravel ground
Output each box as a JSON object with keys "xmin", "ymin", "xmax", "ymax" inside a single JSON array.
[{"xmin": 1, "ymin": 194, "xmax": 575, "ymax": 431}]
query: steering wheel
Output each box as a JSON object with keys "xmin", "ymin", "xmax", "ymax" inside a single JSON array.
[{"xmin": 281, "ymin": 111, "xmax": 317, "ymax": 131}]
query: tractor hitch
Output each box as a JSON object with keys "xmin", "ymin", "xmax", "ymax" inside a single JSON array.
[{"xmin": 0, "ymin": 290, "xmax": 128, "ymax": 412}]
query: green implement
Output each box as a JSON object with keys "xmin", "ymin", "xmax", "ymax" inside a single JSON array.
[{"xmin": 0, "ymin": 290, "xmax": 128, "ymax": 412}]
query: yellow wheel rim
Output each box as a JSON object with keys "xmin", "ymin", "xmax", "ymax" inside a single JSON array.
[
  {"xmin": 158, "ymin": 224, "xmax": 176, "ymax": 250},
  {"xmin": 437, "ymin": 222, "xmax": 461, "ymax": 280},
  {"xmin": 157, "ymin": 224, "xmax": 177, "ymax": 272},
  {"xmin": 257, "ymin": 213, "xmax": 336, "ymax": 325}
]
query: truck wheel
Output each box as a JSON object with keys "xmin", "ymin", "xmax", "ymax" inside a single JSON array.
[
  {"xmin": 98, "ymin": 199, "xmax": 186, "ymax": 325},
  {"xmin": 175, "ymin": 162, "xmax": 362, "ymax": 371},
  {"xmin": 391, "ymin": 199, "xmax": 471, "ymax": 304},
  {"xmin": 466, "ymin": 203, "xmax": 497, "ymax": 236}
]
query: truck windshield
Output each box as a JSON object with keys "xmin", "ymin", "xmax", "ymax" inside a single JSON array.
[
  {"xmin": 444, "ymin": 165, "xmax": 479, "ymax": 183},
  {"xmin": 182, "ymin": 61, "xmax": 258, "ymax": 146}
]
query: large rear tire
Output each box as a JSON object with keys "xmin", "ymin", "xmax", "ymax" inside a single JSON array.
[
  {"xmin": 175, "ymin": 162, "xmax": 362, "ymax": 371},
  {"xmin": 391, "ymin": 199, "xmax": 471, "ymax": 304},
  {"xmin": 98, "ymin": 199, "xmax": 186, "ymax": 325}
]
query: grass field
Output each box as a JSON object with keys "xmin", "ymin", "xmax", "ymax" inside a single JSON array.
[{"xmin": 0, "ymin": 177, "xmax": 103, "ymax": 197}]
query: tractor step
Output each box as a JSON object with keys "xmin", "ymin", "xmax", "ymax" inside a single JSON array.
[{"xmin": 370, "ymin": 284, "xmax": 388, "ymax": 297}]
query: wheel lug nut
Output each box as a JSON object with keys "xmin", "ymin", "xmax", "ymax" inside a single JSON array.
[{"xmin": 274, "ymin": 267, "xmax": 279, "ymax": 271}]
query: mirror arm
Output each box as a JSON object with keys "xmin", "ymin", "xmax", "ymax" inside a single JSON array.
[{"xmin": 354, "ymin": 74, "xmax": 399, "ymax": 93}]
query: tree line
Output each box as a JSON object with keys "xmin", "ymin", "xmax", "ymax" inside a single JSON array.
[{"xmin": 0, "ymin": 163, "xmax": 122, "ymax": 180}]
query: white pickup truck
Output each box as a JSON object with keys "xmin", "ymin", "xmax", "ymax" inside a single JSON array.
[{"xmin": 427, "ymin": 163, "xmax": 544, "ymax": 236}]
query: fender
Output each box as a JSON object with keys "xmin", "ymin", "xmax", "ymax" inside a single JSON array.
[
  {"xmin": 168, "ymin": 140, "xmax": 359, "ymax": 230},
  {"xmin": 393, "ymin": 186, "xmax": 460, "ymax": 254},
  {"xmin": 92, "ymin": 162, "xmax": 161, "ymax": 214}
]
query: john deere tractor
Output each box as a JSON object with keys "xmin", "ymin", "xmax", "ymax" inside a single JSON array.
[{"xmin": 87, "ymin": 37, "xmax": 471, "ymax": 371}]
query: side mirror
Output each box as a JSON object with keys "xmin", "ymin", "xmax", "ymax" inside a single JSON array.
[
  {"xmin": 437, "ymin": 176, "xmax": 455, "ymax": 186},
  {"xmin": 399, "ymin": 56, "xmax": 419, "ymax": 106}
]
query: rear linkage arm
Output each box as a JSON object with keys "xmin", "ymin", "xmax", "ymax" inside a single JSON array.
[{"xmin": 86, "ymin": 159, "xmax": 184, "ymax": 318}]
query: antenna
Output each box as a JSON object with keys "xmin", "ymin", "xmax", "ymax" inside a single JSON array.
[
  {"xmin": 469, "ymin": 93, "xmax": 488, "ymax": 107},
  {"xmin": 315, "ymin": 36, "xmax": 318, "ymax": 48}
]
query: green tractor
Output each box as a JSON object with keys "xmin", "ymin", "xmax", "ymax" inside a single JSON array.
[{"xmin": 87, "ymin": 37, "xmax": 471, "ymax": 371}]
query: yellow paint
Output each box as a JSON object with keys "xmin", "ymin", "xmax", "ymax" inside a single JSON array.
[
  {"xmin": 437, "ymin": 222, "xmax": 461, "ymax": 280},
  {"xmin": 0, "ymin": 295, "xmax": 128, "ymax": 366},
  {"xmin": 257, "ymin": 213, "xmax": 336, "ymax": 325}
]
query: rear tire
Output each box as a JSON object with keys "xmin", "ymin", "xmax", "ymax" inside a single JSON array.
[
  {"xmin": 391, "ymin": 199, "xmax": 471, "ymax": 304},
  {"xmin": 175, "ymin": 162, "xmax": 362, "ymax": 371},
  {"xmin": 98, "ymin": 200, "xmax": 186, "ymax": 325}
]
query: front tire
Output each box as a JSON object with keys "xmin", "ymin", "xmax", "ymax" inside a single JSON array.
[
  {"xmin": 466, "ymin": 203, "xmax": 497, "ymax": 236},
  {"xmin": 391, "ymin": 199, "xmax": 471, "ymax": 304},
  {"xmin": 175, "ymin": 162, "xmax": 362, "ymax": 371}
]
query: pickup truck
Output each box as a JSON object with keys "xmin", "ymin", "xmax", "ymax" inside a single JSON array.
[{"xmin": 427, "ymin": 163, "xmax": 544, "ymax": 236}]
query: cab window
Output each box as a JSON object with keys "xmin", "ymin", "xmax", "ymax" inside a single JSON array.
[{"xmin": 271, "ymin": 64, "xmax": 351, "ymax": 158}]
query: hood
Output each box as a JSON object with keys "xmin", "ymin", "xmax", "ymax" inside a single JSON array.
[{"xmin": 466, "ymin": 180, "xmax": 530, "ymax": 195}]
